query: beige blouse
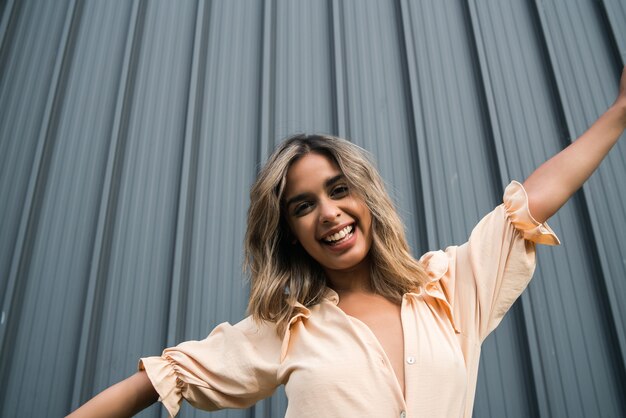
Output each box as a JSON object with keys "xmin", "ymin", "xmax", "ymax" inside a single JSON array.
[{"xmin": 139, "ymin": 180, "xmax": 560, "ymax": 418}]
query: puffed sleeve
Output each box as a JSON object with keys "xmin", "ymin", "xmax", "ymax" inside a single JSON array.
[
  {"xmin": 138, "ymin": 316, "xmax": 282, "ymax": 417},
  {"xmin": 425, "ymin": 180, "xmax": 560, "ymax": 343}
]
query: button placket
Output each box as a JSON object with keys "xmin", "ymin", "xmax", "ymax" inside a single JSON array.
[{"xmin": 401, "ymin": 295, "xmax": 418, "ymax": 413}]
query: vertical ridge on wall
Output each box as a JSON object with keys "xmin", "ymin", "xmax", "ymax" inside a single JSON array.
[
  {"xmin": 397, "ymin": 0, "xmax": 436, "ymax": 251},
  {"xmin": 330, "ymin": 0, "xmax": 348, "ymax": 137},
  {"xmin": 0, "ymin": 0, "xmax": 67, "ymax": 296},
  {"xmin": 0, "ymin": 0, "xmax": 79, "ymax": 348},
  {"xmin": 0, "ymin": 2, "xmax": 81, "ymax": 414},
  {"xmin": 600, "ymin": 0, "xmax": 626, "ymax": 64},
  {"xmin": 70, "ymin": 0, "xmax": 145, "ymax": 409},
  {"xmin": 0, "ymin": 0, "xmax": 17, "ymax": 56},
  {"xmin": 258, "ymin": 0, "xmax": 276, "ymax": 165},
  {"xmin": 0, "ymin": 0, "xmax": 59, "ymax": 314},
  {"xmin": 166, "ymin": 0, "xmax": 207, "ymax": 350},
  {"xmin": 273, "ymin": 0, "xmax": 335, "ymax": 139}
]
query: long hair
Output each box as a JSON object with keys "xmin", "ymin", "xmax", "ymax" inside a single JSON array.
[{"xmin": 244, "ymin": 134, "xmax": 429, "ymax": 335}]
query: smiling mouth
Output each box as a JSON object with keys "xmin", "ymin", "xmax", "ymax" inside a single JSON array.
[{"xmin": 321, "ymin": 224, "xmax": 355, "ymax": 246}]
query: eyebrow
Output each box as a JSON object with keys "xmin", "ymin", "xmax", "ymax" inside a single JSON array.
[{"xmin": 285, "ymin": 174, "xmax": 346, "ymax": 208}]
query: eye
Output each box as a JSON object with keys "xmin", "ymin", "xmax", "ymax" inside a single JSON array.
[
  {"xmin": 293, "ymin": 201, "xmax": 314, "ymax": 216},
  {"xmin": 331, "ymin": 184, "xmax": 349, "ymax": 198}
]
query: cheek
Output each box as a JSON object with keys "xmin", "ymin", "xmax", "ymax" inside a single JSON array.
[
  {"xmin": 290, "ymin": 218, "xmax": 316, "ymax": 243},
  {"xmin": 362, "ymin": 217, "xmax": 373, "ymax": 244},
  {"xmin": 355, "ymin": 203, "xmax": 373, "ymax": 234},
  {"xmin": 361, "ymin": 213, "xmax": 374, "ymax": 249}
]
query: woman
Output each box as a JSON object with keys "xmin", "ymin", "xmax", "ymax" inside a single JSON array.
[{"xmin": 68, "ymin": 67, "xmax": 626, "ymax": 418}]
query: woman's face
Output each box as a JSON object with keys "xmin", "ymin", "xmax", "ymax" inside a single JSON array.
[{"xmin": 283, "ymin": 152, "xmax": 372, "ymax": 273}]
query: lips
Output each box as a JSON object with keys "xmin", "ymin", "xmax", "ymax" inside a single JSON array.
[{"xmin": 320, "ymin": 223, "xmax": 356, "ymax": 247}]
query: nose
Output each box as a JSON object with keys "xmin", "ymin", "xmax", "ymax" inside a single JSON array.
[{"xmin": 319, "ymin": 198, "xmax": 341, "ymax": 223}]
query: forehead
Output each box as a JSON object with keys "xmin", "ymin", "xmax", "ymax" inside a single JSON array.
[{"xmin": 284, "ymin": 153, "xmax": 341, "ymax": 195}]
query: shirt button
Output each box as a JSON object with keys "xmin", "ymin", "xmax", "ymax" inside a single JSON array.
[
  {"xmin": 406, "ymin": 356, "xmax": 415, "ymax": 365},
  {"xmin": 400, "ymin": 411, "xmax": 407, "ymax": 418}
]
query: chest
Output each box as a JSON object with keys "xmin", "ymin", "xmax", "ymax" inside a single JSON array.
[
  {"xmin": 280, "ymin": 296, "xmax": 468, "ymax": 414},
  {"xmin": 337, "ymin": 295, "xmax": 406, "ymax": 395}
]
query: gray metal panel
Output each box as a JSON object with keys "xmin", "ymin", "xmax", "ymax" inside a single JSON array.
[
  {"xmin": 0, "ymin": 0, "xmax": 71, "ymax": 315},
  {"xmin": 601, "ymin": 0, "xmax": 626, "ymax": 64},
  {"xmin": 0, "ymin": 1, "xmax": 624, "ymax": 417},
  {"xmin": 272, "ymin": 0, "xmax": 335, "ymax": 138}
]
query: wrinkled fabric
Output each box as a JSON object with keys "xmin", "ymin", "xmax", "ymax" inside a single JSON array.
[{"xmin": 139, "ymin": 181, "xmax": 559, "ymax": 418}]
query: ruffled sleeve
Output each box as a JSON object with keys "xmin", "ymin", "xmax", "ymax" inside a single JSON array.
[
  {"xmin": 423, "ymin": 180, "xmax": 560, "ymax": 343},
  {"xmin": 502, "ymin": 181, "xmax": 560, "ymax": 245},
  {"xmin": 138, "ymin": 316, "xmax": 282, "ymax": 417}
]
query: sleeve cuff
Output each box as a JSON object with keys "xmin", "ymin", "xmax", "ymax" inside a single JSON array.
[
  {"xmin": 138, "ymin": 356, "xmax": 183, "ymax": 418},
  {"xmin": 503, "ymin": 181, "xmax": 561, "ymax": 246}
]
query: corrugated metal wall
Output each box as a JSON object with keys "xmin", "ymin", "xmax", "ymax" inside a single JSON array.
[{"xmin": 0, "ymin": 1, "xmax": 624, "ymax": 417}]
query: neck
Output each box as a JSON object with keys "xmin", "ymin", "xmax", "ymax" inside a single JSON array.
[{"xmin": 324, "ymin": 259, "xmax": 372, "ymax": 294}]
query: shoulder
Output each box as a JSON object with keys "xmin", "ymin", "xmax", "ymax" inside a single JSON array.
[{"xmin": 418, "ymin": 249, "xmax": 451, "ymax": 282}]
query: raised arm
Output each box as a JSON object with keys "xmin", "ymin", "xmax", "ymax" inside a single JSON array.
[
  {"xmin": 523, "ymin": 66, "xmax": 626, "ymax": 223},
  {"xmin": 65, "ymin": 371, "xmax": 158, "ymax": 418}
]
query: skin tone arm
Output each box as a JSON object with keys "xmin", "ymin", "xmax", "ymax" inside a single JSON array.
[
  {"xmin": 65, "ymin": 371, "xmax": 158, "ymax": 418},
  {"xmin": 523, "ymin": 66, "xmax": 626, "ymax": 224}
]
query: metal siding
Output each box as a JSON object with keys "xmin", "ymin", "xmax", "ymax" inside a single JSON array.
[
  {"xmin": 0, "ymin": 1, "xmax": 624, "ymax": 417},
  {"xmin": 273, "ymin": 0, "xmax": 335, "ymax": 138},
  {"xmin": 601, "ymin": 0, "xmax": 626, "ymax": 64},
  {"xmin": 1, "ymin": 0, "xmax": 83, "ymax": 416},
  {"xmin": 0, "ymin": 0, "xmax": 72, "ymax": 323}
]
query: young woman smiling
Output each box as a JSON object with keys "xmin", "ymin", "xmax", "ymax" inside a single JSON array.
[{"xmin": 67, "ymin": 67, "xmax": 626, "ymax": 418}]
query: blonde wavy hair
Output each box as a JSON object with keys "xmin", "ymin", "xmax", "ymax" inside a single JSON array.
[{"xmin": 244, "ymin": 134, "xmax": 429, "ymax": 335}]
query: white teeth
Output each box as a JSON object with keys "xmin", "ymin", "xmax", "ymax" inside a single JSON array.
[{"xmin": 323, "ymin": 225, "xmax": 354, "ymax": 243}]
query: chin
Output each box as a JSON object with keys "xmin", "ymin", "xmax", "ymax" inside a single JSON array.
[{"xmin": 324, "ymin": 253, "xmax": 370, "ymax": 272}]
